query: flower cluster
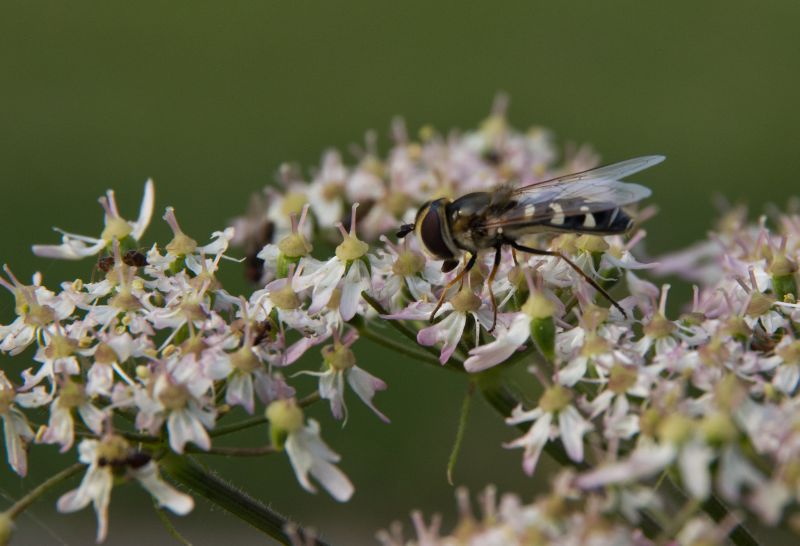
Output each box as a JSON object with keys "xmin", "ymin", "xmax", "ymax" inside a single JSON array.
[{"xmin": 3, "ymin": 99, "xmax": 798, "ymax": 544}]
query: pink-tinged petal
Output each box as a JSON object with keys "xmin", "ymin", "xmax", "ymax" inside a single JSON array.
[
  {"xmin": 304, "ymin": 258, "xmax": 345, "ymax": 314},
  {"xmin": 504, "ymin": 412, "xmax": 552, "ymax": 476},
  {"xmin": 716, "ymin": 445, "xmax": 764, "ymax": 502},
  {"xmin": 773, "ymin": 364, "xmax": 800, "ymax": 394},
  {"xmin": 167, "ymin": 409, "xmax": 210, "ymax": 453},
  {"xmin": 505, "ymin": 405, "xmax": 543, "ymax": 426},
  {"xmin": 318, "ymin": 370, "xmax": 345, "ymax": 420},
  {"xmin": 418, "ymin": 312, "xmax": 466, "ymax": 364},
  {"xmin": 382, "ymin": 301, "xmax": 438, "ymax": 321},
  {"xmin": 340, "ymin": 260, "xmax": 369, "ymax": 321},
  {"xmin": 32, "ymin": 237, "xmax": 107, "ymax": 260},
  {"xmin": 56, "ymin": 465, "xmax": 113, "ymax": 542},
  {"xmin": 226, "ymin": 373, "xmax": 255, "ymax": 414},
  {"xmin": 677, "ymin": 440, "xmax": 713, "ymax": 500},
  {"xmin": 749, "ymin": 480, "xmax": 790, "ymax": 525},
  {"xmin": 78, "ymin": 403, "xmax": 106, "ymax": 435},
  {"xmin": 132, "ymin": 179, "xmax": 155, "ymax": 240},
  {"xmin": 42, "ymin": 405, "xmax": 75, "ymax": 453},
  {"xmin": 576, "ymin": 442, "xmax": 675, "ymax": 489},
  {"xmin": 135, "ymin": 461, "xmax": 194, "ymax": 515},
  {"xmin": 285, "ymin": 420, "xmax": 354, "ymax": 502},
  {"xmin": 464, "ymin": 314, "xmax": 529, "ymax": 372},
  {"xmin": 3, "ymin": 414, "xmax": 28, "ymax": 477},
  {"xmin": 558, "ymin": 405, "xmax": 591, "ymax": 462},
  {"xmin": 347, "ymin": 366, "xmax": 390, "ymax": 423},
  {"xmin": 557, "ymin": 357, "xmax": 588, "ymax": 387}
]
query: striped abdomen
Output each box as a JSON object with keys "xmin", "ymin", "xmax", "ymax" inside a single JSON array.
[{"xmin": 539, "ymin": 203, "xmax": 633, "ymax": 234}]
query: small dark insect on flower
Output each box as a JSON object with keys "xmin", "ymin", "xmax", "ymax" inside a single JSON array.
[
  {"xmin": 96, "ymin": 255, "xmax": 115, "ymax": 273},
  {"xmin": 397, "ymin": 156, "xmax": 665, "ymax": 329},
  {"xmin": 122, "ymin": 249, "xmax": 148, "ymax": 267}
]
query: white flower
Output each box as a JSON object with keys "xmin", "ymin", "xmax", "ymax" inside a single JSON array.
[
  {"xmin": 33, "ymin": 179, "xmax": 154, "ymax": 260},
  {"xmin": 0, "ymin": 267, "xmax": 74, "ymax": 356},
  {"xmin": 57, "ymin": 437, "xmax": 193, "ymax": 543},
  {"xmin": 297, "ymin": 332, "xmax": 389, "ymax": 423},
  {"xmin": 505, "ymin": 385, "xmax": 592, "ymax": 476},
  {"xmin": 293, "ymin": 204, "xmax": 372, "ymax": 321},
  {"xmin": 40, "ymin": 381, "xmax": 105, "ymax": 453},
  {"xmin": 0, "ymin": 372, "xmax": 35, "ymax": 476},
  {"xmin": 134, "ymin": 356, "xmax": 215, "ymax": 454},
  {"xmin": 266, "ymin": 399, "xmax": 354, "ymax": 502}
]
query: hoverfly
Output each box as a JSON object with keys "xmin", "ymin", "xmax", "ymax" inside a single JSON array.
[{"xmin": 397, "ymin": 155, "xmax": 665, "ymax": 328}]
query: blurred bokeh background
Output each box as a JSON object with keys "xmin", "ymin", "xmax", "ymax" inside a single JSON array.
[{"xmin": 1, "ymin": 1, "xmax": 799, "ymax": 544}]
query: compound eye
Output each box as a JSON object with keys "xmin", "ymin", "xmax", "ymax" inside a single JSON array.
[{"xmin": 418, "ymin": 203, "xmax": 455, "ymax": 260}]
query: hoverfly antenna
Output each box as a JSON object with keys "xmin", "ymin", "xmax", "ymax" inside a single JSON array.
[{"xmin": 396, "ymin": 223, "xmax": 415, "ymax": 238}]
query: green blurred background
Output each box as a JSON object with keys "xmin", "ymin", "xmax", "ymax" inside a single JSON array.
[{"xmin": 1, "ymin": 1, "xmax": 799, "ymax": 544}]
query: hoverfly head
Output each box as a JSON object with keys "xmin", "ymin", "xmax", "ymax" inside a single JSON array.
[{"xmin": 413, "ymin": 198, "xmax": 459, "ymax": 262}]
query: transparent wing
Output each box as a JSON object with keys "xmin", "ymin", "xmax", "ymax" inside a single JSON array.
[
  {"xmin": 511, "ymin": 155, "xmax": 665, "ymax": 195},
  {"xmin": 476, "ymin": 156, "xmax": 662, "ymax": 230}
]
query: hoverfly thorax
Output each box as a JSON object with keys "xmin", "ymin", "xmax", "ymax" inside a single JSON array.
[{"xmin": 413, "ymin": 198, "xmax": 460, "ymax": 271}]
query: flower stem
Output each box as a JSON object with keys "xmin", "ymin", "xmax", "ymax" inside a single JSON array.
[
  {"xmin": 361, "ymin": 291, "xmax": 463, "ymax": 365},
  {"xmin": 357, "ymin": 322, "xmax": 446, "ymax": 368},
  {"xmin": 447, "ymin": 381, "xmax": 475, "ymax": 485},
  {"xmin": 161, "ymin": 454, "xmax": 331, "ymax": 546},
  {"xmin": 2, "ymin": 463, "xmax": 84, "ymax": 519},
  {"xmin": 191, "ymin": 445, "xmax": 278, "ymax": 456}
]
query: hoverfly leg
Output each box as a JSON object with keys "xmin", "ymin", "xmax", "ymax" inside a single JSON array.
[
  {"xmin": 507, "ymin": 242, "xmax": 628, "ymax": 319},
  {"xmin": 429, "ymin": 253, "xmax": 478, "ymax": 322},
  {"xmin": 486, "ymin": 246, "xmax": 502, "ymax": 333}
]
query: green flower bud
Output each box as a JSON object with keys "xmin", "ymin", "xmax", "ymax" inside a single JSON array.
[{"xmin": 266, "ymin": 399, "xmax": 304, "ymax": 449}]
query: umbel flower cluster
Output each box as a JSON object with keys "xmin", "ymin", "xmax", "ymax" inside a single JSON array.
[{"xmin": 1, "ymin": 98, "xmax": 798, "ymax": 545}]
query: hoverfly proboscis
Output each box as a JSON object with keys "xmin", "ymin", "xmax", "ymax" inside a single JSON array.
[{"xmin": 397, "ymin": 155, "xmax": 665, "ymax": 330}]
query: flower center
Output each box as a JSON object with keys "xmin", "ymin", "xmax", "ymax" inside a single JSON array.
[
  {"xmin": 335, "ymin": 235, "xmax": 369, "ymax": 262},
  {"xmin": 231, "ymin": 346, "xmax": 261, "ymax": 373},
  {"xmin": 101, "ymin": 217, "xmax": 133, "ymax": 242},
  {"xmin": 269, "ymin": 283, "xmax": 300, "ymax": 310},
  {"xmin": 159, "ymin": 383, "xmax": 190, "ymax": 410},
  {"xmin": 392, "ymin": 250, "xmax": 425, "ymax": 277},
  {"xmin": 521, "ymin": 291, "xmax": 555, "ymax": 319},
  {"xmin": 539, "ymin": 385, "xmax": 572, "ymax": 413},
  {"xmin": 278, "ymin": 232, "xmax": 312, "ymax": 258},
  {"xmin": 322, "ymin": 342, "xmax": 356, "ymax": 371},
  {"xmin": 450, "ymin": 287, "xmax": 482, "ymax": 313}
]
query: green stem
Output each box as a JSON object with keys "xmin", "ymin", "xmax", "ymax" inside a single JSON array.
[
  {"xmin": 3, "ymin": 463, "xmax": 84, "ymax": 519},
  {"xmin": 358, "ymin": 323, "xmax": 445, "ymax": 368},
  {"xmin": 361, "ymin": 291, "xmax": 464, "ymax": 365},
  {"xmin": 191, "ymin": 445, "xmax": 278, "ymax": 457},
  {"xmin": 447, "ymin": 381, "xmax": 474, "ymax": 485},
  {"xmin": 161, "ymin": 454, "xmax": 330, "ymax": 546}
]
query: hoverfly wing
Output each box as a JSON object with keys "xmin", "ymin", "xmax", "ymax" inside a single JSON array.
[
  {"xmin": 512, "ymin": 155, "xmax": 665, "ymax": 193},
  {"xmin": 477, "ymin": 155, "xmax": 661, "ymax": 234}
]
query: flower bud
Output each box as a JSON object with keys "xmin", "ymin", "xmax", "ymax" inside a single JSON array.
[
  {"xmin": 266, "ymin": 399, "xmax": 304, "ymax": 449},
  {"xmin": 522, "ymin": 292, "xmax": 556, "ymax": 361}
]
